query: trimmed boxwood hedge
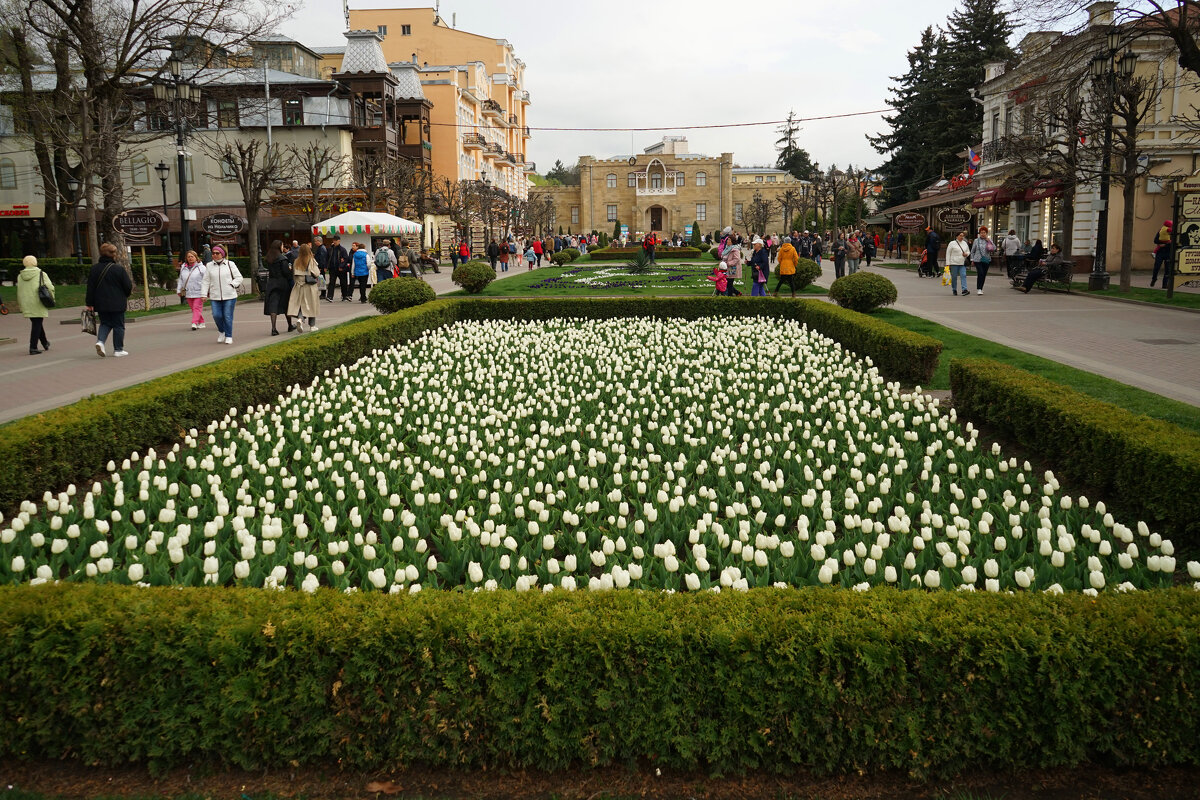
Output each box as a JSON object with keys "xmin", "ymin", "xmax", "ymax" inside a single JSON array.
[
  {"xmin": 587, "ymin": 246, "xmax": 704, "ymax": 261},
  {"xmin": 1, "ymin": 585, "xmax": 1198, "ymax": 777},
  {"xmin": 1, "ymin": 256, "xmax": 179, "ymax": 286},
  {"xmin": 950, "ymin": 358, "xmax": 1200, "ymax": 547},
  {"xmin": 0, "ymin": 298, "xmax": 940, "ymax": 514}
]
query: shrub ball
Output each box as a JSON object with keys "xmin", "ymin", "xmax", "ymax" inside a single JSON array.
[
  {"xmin": 452, "ymin": 261, "xmax": 497, "ymax": 294},
  {"xmin": 828, "ymin": 271, "xmax": 898, "ymax": 313},
  {"xmin": 369, "ymin": 277, "xmax": 436, "ymax": 313}
]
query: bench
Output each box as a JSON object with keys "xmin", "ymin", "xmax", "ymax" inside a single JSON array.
[{"xmin": 1009, "ymin": 258, "xmax": 1073, "ymax": 293}]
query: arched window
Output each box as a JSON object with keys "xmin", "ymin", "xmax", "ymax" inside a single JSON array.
[
  {"xmin": 606, "ymin": 173, "xmax": 616, "ymax": 188},
  {"xmin": 0, "ymin": 158, "xmax": 17, "ymax": 189},
  {"xmin": 695, "ymin": 171, "xmax": 706, "ymax": 187}
]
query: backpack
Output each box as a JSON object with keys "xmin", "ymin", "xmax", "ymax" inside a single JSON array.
[
  {"xmin": 394, "ymin": 252, "xmax": 409, "ymax": 270},
  {"xmin": 508, "ymin": 242, "xmax": 517, "ymax": 254},
  {"xmin": 374, "ymin": 248, "xmax": 391, "ymax": 267}
]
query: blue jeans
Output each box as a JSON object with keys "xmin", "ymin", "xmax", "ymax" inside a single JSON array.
[
  {"xmin": 950, "ymin": 264, "xmax": 968, "ymax": 293},
  {"xmin": 97, "ymin": 311, "xmax": 125, "ymax": 351},
  {"xmin": 210, "ymin": 298, "xmax": 236, "ymax": 337},
  {"xmin": 751, "ymin": 280, "xmax": 767, "ymax": 296}
]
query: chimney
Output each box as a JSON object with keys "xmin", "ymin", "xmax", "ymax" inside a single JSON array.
[
  {"xmin": 338, "ymin": 30, "xmax": 389, "ymax": 74},
  {"xmin": 1087, "ymin": 1, "xmax": 1117, "ymax": 27}
]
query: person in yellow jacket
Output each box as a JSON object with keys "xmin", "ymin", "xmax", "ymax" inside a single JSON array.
[
  {"xmin": 773, "ymin": 236, "xmax": 800, "ymax": 297},
  {"xmin": 17, "ymin": 255, "xmax": 54, "ymax": 355}
]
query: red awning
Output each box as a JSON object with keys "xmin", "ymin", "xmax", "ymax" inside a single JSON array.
[
  {"xmin": 1025, "ymin": 179, "xmax": 1064, "ymax": 201},
  {"xmin": 972, "ymin": 189, "xmax": 999, "ymax": 207}
]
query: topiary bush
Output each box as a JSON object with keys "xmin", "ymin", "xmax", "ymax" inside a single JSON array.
[
  {"xmin": 827, "ymin": 271, "xmax": 897, "ymax": 313},
  {"xmin": 550, "ymin": 251, "xmax": 572, "ymax": 266},
  {"xmin": 793, "ymin": 257, "xmax": 821, "ymax": 290},
  {"xmin": 368, "ymin": 276, "xmax": 436, "ymax": 313},
  {"xmin": 451, "ymin": 261, "xmax": 497, "ymax": 294},
  {"xmin": 563, "ymin": 248, "xmax": 581, "ymax": 262}
]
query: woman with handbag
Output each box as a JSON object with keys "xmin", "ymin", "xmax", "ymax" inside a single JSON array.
[
  {"xmin": 970, "ymin": 226, "xmax": 994, "ymax": 296},
  {"xmin": 86, "ymin": 242, "xmax": 133, "ymax": 357},
  {"xmin": 16, "ymin": 255, "xmax": 54, "ymax": 355},
  {"xmin": 287, "ymin": 243, "xmax": 321, "ymax": 332},
  {"xmin": 201, "ymin": 244, "xmax": 243, "ymax": 345},
  {"xmin": 176, "ymin": 250, "xmax": 207, "ymax": 330},
  {"xmin": 946, "ymin": 232, "xmax": 971, "ymax": 297},
  {"xmin": 262, "ymin": 240, "xmax": 295, "ymax": 336}
]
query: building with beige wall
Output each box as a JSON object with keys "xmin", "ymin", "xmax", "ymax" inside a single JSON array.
[
  {"xmin": 971, "ymin": 1, "xmax": 1200, "ymax": 273},
  {"xmin": 341, "ymin": 6, "xmax": 533, "ymax": 200},
  {"xmin": 535, "ymin": 137, "xmax": 813, "ymax": 237}
]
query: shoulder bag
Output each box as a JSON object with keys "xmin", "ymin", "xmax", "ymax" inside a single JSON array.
[{"xmin": 37, "ymin": 270, "xmax": 55, "ymax": 308}]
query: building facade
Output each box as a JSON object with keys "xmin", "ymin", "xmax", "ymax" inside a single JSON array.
[
  {"xmin": 537, "ymin": 137, "xmax": 813, "ymax": 237},
  {"xmin": 343, "ymin": 6, "xmax": 533, "ymax": 200}
]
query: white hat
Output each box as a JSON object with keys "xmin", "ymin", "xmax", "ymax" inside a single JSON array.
[
  {"xmin": 722, "ymin": 226, "xmax": 733, "ymax": 235},
  {"xmin": 752, "ymin": 237, "xmax": 764, "ymax": 245}
]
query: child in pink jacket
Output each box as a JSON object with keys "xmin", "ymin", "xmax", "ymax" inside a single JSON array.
[{"xmin": 707, "ymin": 264, "xmax": 728, "ymax": 295}]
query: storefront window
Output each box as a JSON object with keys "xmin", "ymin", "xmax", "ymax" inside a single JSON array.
[
  {"xmin": 1048, "ymin": 198, "xmax": 1064, "ymax": 249},
  {"xmin": 1012, "ymin": 200, "xmax": 1031, "ymax": 243}
]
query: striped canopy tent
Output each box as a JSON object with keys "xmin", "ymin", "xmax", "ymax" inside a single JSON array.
[{"xmin": 311, "ymin": 211, "xmax": 422, "ymax": 237}]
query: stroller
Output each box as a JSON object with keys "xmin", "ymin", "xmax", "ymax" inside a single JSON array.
[{"xmin": 917, "ymin": 248, "xmax": 937, "ymax": 278}]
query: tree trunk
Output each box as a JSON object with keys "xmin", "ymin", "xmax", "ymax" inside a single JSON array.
[
  {"xmin": 1119, "ymin": 170, "xmax": 1137, "ymax": 292},
  {"xmin": 42, "ymin": 206, "xmax": 74, "ymax": 257},
  {"xmin": 246, "ymin": 209, "xmax": 261, "ymax": 285},
  {"xmin": 1060, "ymin": 194, "xmax": 1075, "ymax": 258}
]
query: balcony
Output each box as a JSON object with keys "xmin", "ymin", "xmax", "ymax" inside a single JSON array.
[
  {"xmin": 516, "ymin": 90, "xmax": 530, "ymax": 104},
  {"xmin": 462, "ymin": 132, "xmax": 485, "ymax": 150},
  {"xmin": 979, "ymin": 135, "xmax": 1037, "ymax": 167},
  {"xmin": 503, "ymin": 151, "xmax": 519, "ymax": 165},
  {"xmin": 523, "ymin": 161, "xmax": 536, "ymax": 173},
  {"xmin": 508, "ymin": 113, "xmax": 518, "ymax": 126},
  {"xmin": 483, "ymin": 142, "xmax": 503, "ymax": 159},
  {"xmin": 482, "ymin": 99, "xmax": 503, "ymax": 120},
  {"xmin": 522, "ymin": 125, "xmax": 531, "ymax": 139},
  {"xmin": 636, "ymin": 185, "xmax": 677, "ymax": 197}
]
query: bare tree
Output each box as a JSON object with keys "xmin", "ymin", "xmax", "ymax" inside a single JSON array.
[
  {"xmin": 742, "ymin": 192, "xmax": 777, "ymax": 238},
  {"xmin": 526, "ymin": 191, "xmax": 555, "ymax": 238},
  {"xmin": 196, "ymin": 134, "xmax": 292, "ymax": 276},
  {"xmin": 350, "ymin": 153, "xmax": 389, "ymax": 213},
  {"xmin": 778, "ymin": 188, "xmax": 800, "ymax": 233},
  {"xmin": 432, "ymin": 176, "xmax": 470, "ymax": 238},
  {"xmin": 384, "ymin": 158, "xmax": 431, "ymax": 223},
  {"xmin": 285, "ymin": 141, "xmax": 350, "ymax": 225}
]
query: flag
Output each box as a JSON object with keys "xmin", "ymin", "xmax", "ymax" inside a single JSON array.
[
  {"xmin": 968, "ymin": 147, "xmax": 982, "ymax": 176},
  {"xmin": 1078, "ymin": 129, "xmax": 1088, "ymax": 145}
]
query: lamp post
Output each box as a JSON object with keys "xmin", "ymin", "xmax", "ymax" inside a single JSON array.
[
  {"xmin": 1088, "ymin": 30, "xmax": 1138, "ymax": 291},
  {"xmin": 154, "ymin": 161, "xmax": 171, "ymax": 259},
  {"xmin": 64, "ymin": 175, "xmax": 83, "ymax": 265},
  {"xmin": 154, "ymin": 57, "xmax": 200, "ymax": 256}
]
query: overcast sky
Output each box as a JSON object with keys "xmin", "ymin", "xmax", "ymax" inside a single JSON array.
[{"xmin": 281, "ymin": 0, "xmax": 974, "ymax": 174}]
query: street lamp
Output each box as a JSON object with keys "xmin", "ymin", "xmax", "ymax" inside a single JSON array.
[
  {"xmin": 154, "ymin": 55, "xmax": 201, "ymax": 256},
  {"xmin": 64, "ymin": 174, "xmax": 83, "ymax": 265},
  {"xmin": 1088, "ymin": 29, "xmax": 1138, "ymax": 291},
  {"xmin": 154, "ymin": 161, "xmax": 171, "ymax": 259}
]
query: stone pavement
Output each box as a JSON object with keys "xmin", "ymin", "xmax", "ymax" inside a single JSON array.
[
  {"xmin": 0, "ymin": 266, "xmax": 459, "ymax": 425},
  {"xmin": 855, "ymin": 257, "xmax": 1200, "ymax": 407}
]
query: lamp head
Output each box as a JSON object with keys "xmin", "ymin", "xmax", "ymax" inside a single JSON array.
[
  {"xmin": 1090, "ymin": 53, "xmax": 1107, "ymax": 78},
  {"xmin": 1119, "ymin": 51, "xmax": 1138, "ymax": 77},
  {"xmin": 1107, "ymin": 29, "xmax": 1122, "ymax": 53},
  {"xmin": 167, "ymin": 56, "xmax": 182, "ymax": 77},
  {"xmin": 154, "ymin": 161, "xmax": 170, "ymax": 180}
]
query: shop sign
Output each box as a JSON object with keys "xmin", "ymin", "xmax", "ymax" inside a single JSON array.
[
  {"xmin": 949, "ymin": 173, "xmax": 973, "ymax": 190},
  {"xmin": 1175, "ymin": 247, "xmax": 1200, "ymax": 275},
  {"xmin": 112, "ymin": 208, "xmax": 164, "ymax": 240},
  {"xmin": 0, "ymin": 203, "xmax": 30, "ymax": 217},
  {"xmin": 895, "ymin": 211, "xmax": 925, "ymax": 230},
  {"xmin": 938, "ymin": 208, "xmax": 972, "ymax": 230},
  {"xmin": 1180, "ymin": 194, "xmax": 1200, "ymax": 220},
  {"xmin": 1177, "ymin": 175, "xmax": 1200, "ymax": 192},
  {"xmin": 202, "ymin": 213, "xmax": 246, "ymax": 237}
]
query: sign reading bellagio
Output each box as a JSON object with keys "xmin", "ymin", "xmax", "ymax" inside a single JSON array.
[{"xmin": 112, "ymin": 209, "xmax": 164, "ymax": 240}]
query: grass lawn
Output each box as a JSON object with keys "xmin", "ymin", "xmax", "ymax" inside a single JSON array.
[
  {"xmin": 1069, "ymin": 280, "xmax": 1200, "ymax": 310},
  {"xmin": 1, "ymin": 284, "xmax": 173, "ymax": 312},
  {"xmin": 876, "ymin": 308, "xmax": 1200, "ymax": 435},
  {"xmin": 448, "ymin": 262, "xmax": 827, "ymax": 297}
]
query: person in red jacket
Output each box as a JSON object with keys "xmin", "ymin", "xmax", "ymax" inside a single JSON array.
[
  {"xmin": 458, "ymin": 240, "xmax": 470, "ymax": 263},
  {"xmin": 532, "ymin": 237, "xmax": 543, "ymax": 265}
]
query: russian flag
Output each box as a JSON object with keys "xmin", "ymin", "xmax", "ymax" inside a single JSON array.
[{"xmin": 968, "ymin": 147, "xmax": 981, "ymax": 175}]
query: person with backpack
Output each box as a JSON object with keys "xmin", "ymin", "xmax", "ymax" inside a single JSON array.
[
  {"xmin": 531, "ymin": 236, "xmax": 543, "ymax": 265},
  {"xmin": 1151, "ymin": 220, "xmax": 1173, "ymax": 287},
  {"xmin": 374, "ymin": 241, "xmax": 394, "ymax": 280},
  {"xmin": 498, "ymin": 240, "xmax": 510, "ymax": 272}
]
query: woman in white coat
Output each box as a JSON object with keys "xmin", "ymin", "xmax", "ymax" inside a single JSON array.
[{"xmin": 200, "ymin": 244, "xmax": 243, "ymax": 344}]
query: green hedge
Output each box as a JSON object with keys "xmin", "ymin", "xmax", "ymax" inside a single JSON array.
[
  {"xmin": 1, "ymin": 256, "xmax": 178, "ymax": 286},
  {"xmin": 0, "ymin": 298, "xmax": 939, "ymax": 513},
  {"xmin": 951, "ymin": 358, "xmax": 1200, "ymax": 546},
  {"xmin": 1, "ymin": 585, "xmax": 1197, "ymax": 777},
  {"xmin": 586, "ymin": 247, "xmax": 704, "ymax": 261}
]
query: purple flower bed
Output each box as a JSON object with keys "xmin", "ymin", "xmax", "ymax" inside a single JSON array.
[{"xmin": 528, "ymin": 264, "xmax": 718, "ymax": 292}]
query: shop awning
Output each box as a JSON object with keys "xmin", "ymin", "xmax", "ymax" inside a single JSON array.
[
  {"xmin": 880, "ymin": 186, "xmax": 978, "ymax": 216},
  {"xmin": 1024, "ymin": 179, "xmax": 1064, "ymax": 201},
  {"xmin": 311, "ymin": 211, "xmax": 422, "ymax": 237},
  {"xmin": 972, "ymin": 189, "xmax": 1000, "ymax": 207},
  {"xmin": 973, "ymin": 184, "xmax": 1026, "ymax": 207}
]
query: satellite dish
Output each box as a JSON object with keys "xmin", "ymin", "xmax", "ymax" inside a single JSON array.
[{"xmin": 628, "ymin": 156, "xmax": 637, "ymax": 166}]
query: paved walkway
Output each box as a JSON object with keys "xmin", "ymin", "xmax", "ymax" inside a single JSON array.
[
  {"xmin": 857, "ymin": 258, "xmax": 1200, "ymax": 407},
  {"xmin": 0, "ymin": 267, "xmax": 459, "ymax": 424}
]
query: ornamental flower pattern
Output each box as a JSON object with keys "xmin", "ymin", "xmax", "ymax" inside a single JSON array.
[{"xmin": 0, "ymin": 317, "xmax": 1196, "ymax": 594}]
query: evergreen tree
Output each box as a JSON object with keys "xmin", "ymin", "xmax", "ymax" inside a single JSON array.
[
  {"xmin": 869, "ymin": 0, "xmax": 1015, "ymax": 205},
  {"xmin": 612, "ymin": 218, "xmax": 621, "ymax": 242},
  {"xmin": 545, "ymin": 159, "xmax": 580, "ymax": 186},
  {"xmin": 775, "ymin": 110, "xmax": 817, "ymax": 180},
  {"xmin": 689, "ymin": 220, "xmax": 701, "ymax": 248}
]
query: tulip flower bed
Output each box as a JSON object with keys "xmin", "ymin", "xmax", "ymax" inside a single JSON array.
[{"xmin": 1, "ymin": 316, "xmax": 1195, "ymax": 594}]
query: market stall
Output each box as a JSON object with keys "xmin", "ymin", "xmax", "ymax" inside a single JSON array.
[{"xmin": 312, "ymin": 211, "xmax": 422, "ymax": 238}]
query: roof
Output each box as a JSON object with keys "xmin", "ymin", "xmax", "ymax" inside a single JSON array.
[
  {"xmin": 879, "ymin": 186, "xmax": 977, "ymax": 215},
  {"xmin": 389, "ymin": 62, "xmax": 426, "ymax": 100},
  {"xmin": 311, "ymin": 46, "xmax": 345, "ymax": 55},
  {"xmin": 732, "ymin": 167, "xmax": 788, "ymax": 173},
  {"xmin": 340, "ymin": 30, "xmax": 390, "ymax": 74},
  {"xmin": 0, "ymin": 65, "xmax": 329, "ymax": 93}
]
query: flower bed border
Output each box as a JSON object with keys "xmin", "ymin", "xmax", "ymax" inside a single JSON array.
[
  {"xmin": 0, "ymin": 584, "xmax": 1197, "ymax": 777},
  {"xmin": 0, "ymin": 298, "xmax": 940, "ymax": 515}
]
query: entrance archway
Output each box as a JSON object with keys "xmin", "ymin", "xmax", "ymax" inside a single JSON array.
[{"xmin": 646, "ymin": 205, "xmax": 667, "ymax": 233}]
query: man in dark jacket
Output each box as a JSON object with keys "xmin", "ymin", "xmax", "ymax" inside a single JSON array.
[
  {"xmin": 312, "ymin": 235, "xmax": 329, "ymax": 279},
  {"xmin": 85, "ymin": 242, "xmax": 133, "ymax": 358},
  {"xmin": 924, "ymin": 227, "xmax": 941, "ymax": 272},
  {"xmin": 486, "ymin": 238, "xmax": 500, "ymax": 270},
  {"xmin": 325, "ymin": 235, "xmax": 350, "ymax": 302}
]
